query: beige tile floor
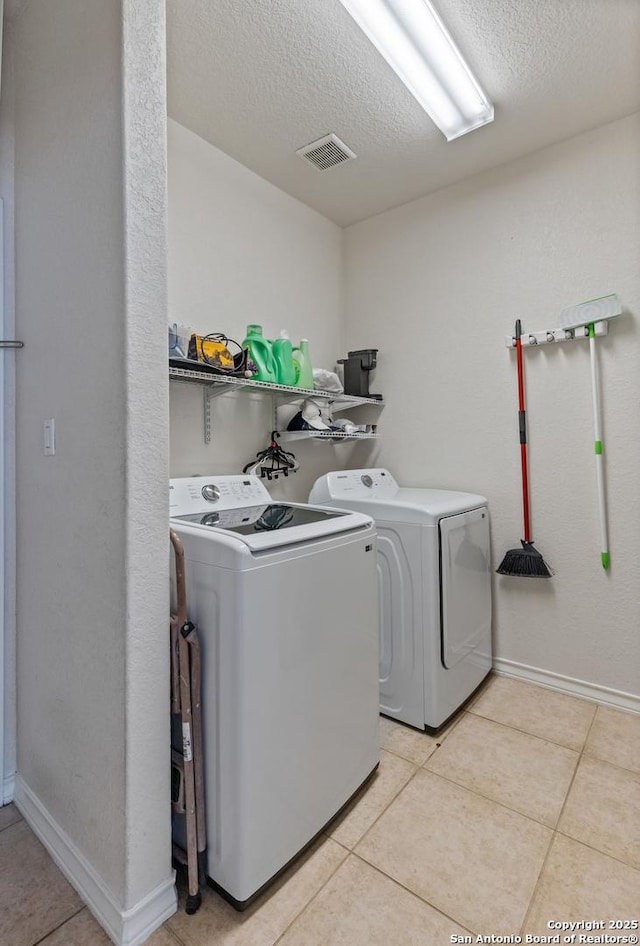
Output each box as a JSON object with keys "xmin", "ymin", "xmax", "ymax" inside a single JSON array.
[{"xmin": 2, "ymin": 674, "xmax": 639, "ymax": 945}]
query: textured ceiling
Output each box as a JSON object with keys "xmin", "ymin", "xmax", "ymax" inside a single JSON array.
[
  {"xmin": 5, "ymin": 2, "xmax": 640, "ymax": 225},
  {"xmin": 174, "ymin": 1, "xmax": 635, "ymax": 226},
  {"xmin": 7, "ymin": 1, "xmax": 638, "ymax": 226}
]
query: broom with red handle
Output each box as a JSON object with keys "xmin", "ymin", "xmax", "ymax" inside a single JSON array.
[{"xmin": 497, "ymin": 320, "xmax": 553, "ymax": 577}]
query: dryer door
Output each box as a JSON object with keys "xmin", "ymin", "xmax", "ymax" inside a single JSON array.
[{"xmin": 440, "ymin": 507, "xmax": 491, "ymax": 669}]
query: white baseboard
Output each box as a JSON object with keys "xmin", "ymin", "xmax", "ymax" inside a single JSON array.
[
  {"xmin": 3, "ymin": 770, "xmax": 15, "ymax": 805},
  {"xmin": 492, "ymin": 658, "xmax": 640, "ymax": 714},
  {"xmin": 13, "ymin": 776, "xmax": 177, "ymax": 946}
]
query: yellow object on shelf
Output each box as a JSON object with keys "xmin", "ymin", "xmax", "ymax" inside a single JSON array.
[{"xmin": 188, "ymin": 334, "xmax": 235, "ymax": 371}]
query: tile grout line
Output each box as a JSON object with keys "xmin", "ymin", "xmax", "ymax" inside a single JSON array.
[
  {"xmin": 8, "ymin": 685, "xmax": 638, "ymax": 945},
  {"xmin": 553, "ymin": 828, "xmax": 640, "ymax": 875},
  {"xmin": 422, "ymin": 706, "xmax": 592, "ymax": 825},
  {"xmin": 379, "ymin": 708, "xmax": 467, "ymax": 765},
  {"xmin": 30, "ymin": 904, "xmax": 86, "ymax": 946},
  {"xmin": 270, "ymin": 757, "xmax": 432, "ymax": 944},
  {"xmin": 331, "ymin": 752, "xmax": 530, "ymax": 935},
  {"xmin": 380, "ymin": 747, "xmax": 435, "ymax": 766},
  {"xmin": 327, "ymin": 719, "xmax": 502, "ymax": 863},
  {"xmin": 555, "ymin": 705, "xmax": 600, "ymax": 825},
  {"xmin": 334, "ymin": 714, "xmax": 459, "ymax": 850},
  {"xmin": 343, "ymin": 702, "xmax": 580, "ymax": 934},
  {"xmin": 0, "ymin": 813, "xmax": 23, "ymax": 835},
  {"xmin": 168, "ymin": 843, "xmax": 349, "ymax": 946},
  {"xmin": 377, "ymin": 742, "xmax": 436, "ymax": 767},
  {"xmin": 518, "ymin": 820, "xmax": 566, "ymax": 934},
  {"xmin": 385, "ymin": 713, "xmax": 471, "ymax": 770},
  {"xmin": 350, "ymin": 699, "xmax": 638, "ymax": 939},
  {"xmin": 518, "ymin": 702, "xmax": 601, "ymax": 934},
  {"xmin": 467, "ymin": 706, "xmax": 596, "ymax": 752},
  {"xmin": 366, "ymin": 697, "xmax": 616, "ymax": 937},
  {"xmin": 417, "ymin": 764, "xmax": 571, "ymax": 833},
  {"xmin": 165, "ymin": 726, "xmax": 427, "ymax": 946},
  {"xmin": 555, "ymin": 705, "xmax": 640, "ymax": 873},
  {"xmin": 451, "ymin": 705, "xmax": 591, "ymax": 752},
  {"xmin": 168, "ymin": 695, "xmax": 638, "ymax": 941},
  {"xmin": 468, "ymin": 686, "xmax": 640, "ymax": 777},
  {"xmin": 581, "ymin": 747, "xmax": 640, "ymax": 778},
  {"xmin": 162, "ymin": 917, "xmax": 189, "ymax": 946},
  {"xmin": 269, "ymin": 840, "xmax": 353, "ymax": 946},
  {"xmin": 341, "ymin": 758, "xmax": 423, "ymax": 849},
  {"xmin": 167, "ymin": 738, "xmax": 429, "ymax": 946},
  {"xmin": 350, "ymin": 848, "xmax": 476, "ymax": 936},
  {"xmin": 163, "ymin": 889, "xmax": 190, "ymax": 946}
]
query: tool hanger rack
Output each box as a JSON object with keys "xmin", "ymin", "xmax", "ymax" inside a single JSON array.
[{"xmin": 504, "ymin": 320, "xmax": 609, "ymax": 348}]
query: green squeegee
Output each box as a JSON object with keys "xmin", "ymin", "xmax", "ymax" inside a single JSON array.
[{"xmin": 559, "ymin": 294, "xmax": 623, "ymax": 569}]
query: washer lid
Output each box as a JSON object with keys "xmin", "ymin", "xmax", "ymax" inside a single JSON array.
[
  {"xmin": 170, "ymin": 475, "xmax": 373, "ymax": 551},
  {"xmin": 171, "ymin": 502, "xmax": 373, "ymax": 551}
]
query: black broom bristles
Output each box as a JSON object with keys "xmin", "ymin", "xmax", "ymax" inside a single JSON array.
[{"xmin": 496, "ymin": 540, "xmax": 553, "ymax": 578}]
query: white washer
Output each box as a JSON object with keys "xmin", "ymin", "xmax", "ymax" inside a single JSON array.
[
  {"xmin": 310, "ymin": 469, "xmax": 492, "ymax": 732},
  {"xmin": 170, "ymin": 475, "xmax": 379, "ymax": 909}
]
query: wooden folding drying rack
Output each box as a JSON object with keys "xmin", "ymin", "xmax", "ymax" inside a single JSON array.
[{"xmin": 170, "ymin": 530, "xmax": 207, "ymax": 914}]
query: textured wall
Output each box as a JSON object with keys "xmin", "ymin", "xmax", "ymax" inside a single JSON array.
[
  {"xmin": 344, "ymin": 113, "xmax": 640, "ymax": 699},
  {"xmin": 12, "ymin": 0, "xmax": 172, "ymax": 918},
  {"xmin": 122, "ymin": 0, "xmax": 172, "ymax": 910},
  {"xmin": 168, "ymin": 119, "xmax": 374, "ymax": 502},
  {"xmin": 14, "ymin": 0, "xmax": 127, "ymax": 894},
  {"xmin": 0, "ymin": 14, "xmax": 17, "ymax": 801}
]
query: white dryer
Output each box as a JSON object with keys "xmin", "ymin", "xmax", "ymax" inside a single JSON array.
[
  {"xmin": 310, "ymin": 469, "xmax": 492, "ymax": 733},
  {"xmin": 170, "ymin": 475, "xmax": 379, "ymax": 909}
]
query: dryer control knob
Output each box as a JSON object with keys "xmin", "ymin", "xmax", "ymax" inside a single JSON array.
[
  {"xmin": 361, "ymin": 474, "xmax": 373, "ymax": 488},
  {"xmin": 201, "ymin": 484, "xmax": 221, "ymax": 503}
]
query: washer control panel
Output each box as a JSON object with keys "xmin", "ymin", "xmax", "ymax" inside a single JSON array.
[
  {"xmin": 201, "ymin": 484, "xmax": 221, "ymax": 503},
  {"xmin": 170, "ymin": 474, "xmax": 272, "ymax": 514}
]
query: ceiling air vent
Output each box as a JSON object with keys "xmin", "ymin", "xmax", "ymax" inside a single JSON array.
[{"xmin": 296, "ymin": 133, "xmax": 356, "ymax": 171}]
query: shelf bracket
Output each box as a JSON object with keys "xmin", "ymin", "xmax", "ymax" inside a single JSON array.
[
  {"xmin": 203, "ymin": 387, "xmax": 212, "ymax": 444},
  {"xmin": 202, "ymin": 379, "xmax": 253, "ymax": 443}
]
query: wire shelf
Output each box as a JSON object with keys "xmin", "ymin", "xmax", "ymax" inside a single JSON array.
[
  {"xmin": 278, "ymin": 430, "xmax": 380, "ymax": 443},
  {"xmin": 168, "ymin": 361, "xmax": 384, "ymax": 444},
  {"xmin": 169, "ymin": 364, "xmax": 384, "ymax": 404}
]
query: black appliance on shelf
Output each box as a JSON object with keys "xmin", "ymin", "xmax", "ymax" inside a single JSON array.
[{"xmin": 337, "ymin": 349, "xmax": 382, "ymax": 400}]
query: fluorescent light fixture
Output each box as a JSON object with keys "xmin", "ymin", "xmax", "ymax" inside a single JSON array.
[{"xmin": 338, "ymin": 0, "xmax": 494, "ymax": 140}]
